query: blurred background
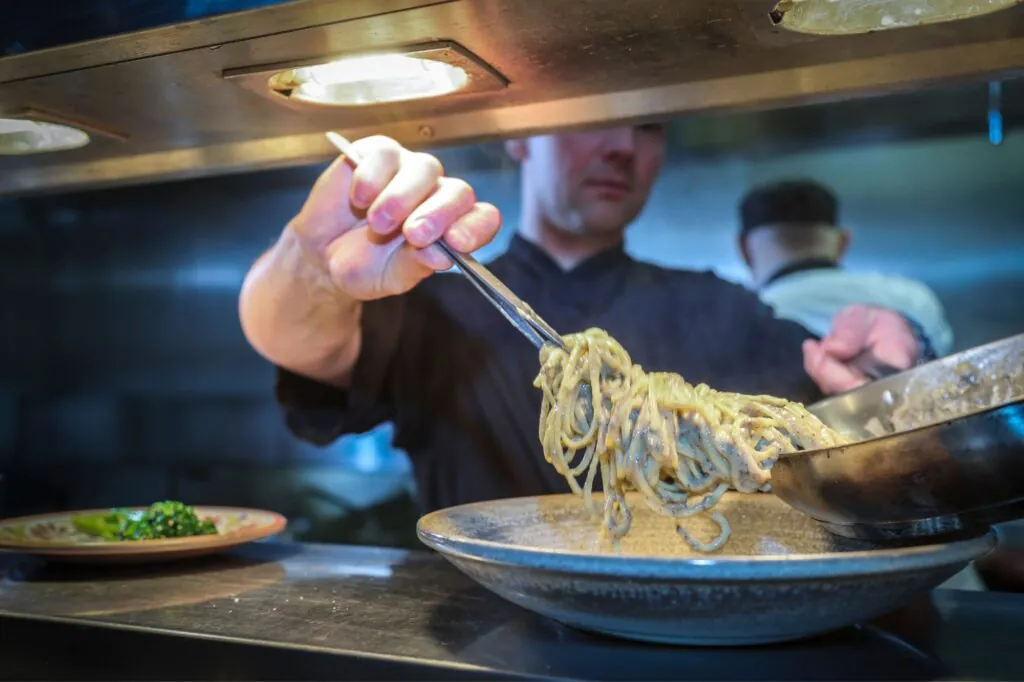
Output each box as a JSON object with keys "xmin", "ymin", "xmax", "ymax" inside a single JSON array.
[{"xmin": 1, "ymin": 76, "xmax": 1022, "ymax": 546}]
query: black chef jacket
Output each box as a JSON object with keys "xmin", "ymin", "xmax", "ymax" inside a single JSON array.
[{"xmin": 276, "ymin": 235, "xmax": 822, "ymax": 513}]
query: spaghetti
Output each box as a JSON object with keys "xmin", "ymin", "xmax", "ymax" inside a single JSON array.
[{"xmin": 534, "ymin": 328, "xmax": 848, "ymax": 552}]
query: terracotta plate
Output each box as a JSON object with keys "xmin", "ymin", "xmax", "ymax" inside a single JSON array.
[{"xmin": 0, "ymin": 506, "xmax": 287, "ymax": 564}]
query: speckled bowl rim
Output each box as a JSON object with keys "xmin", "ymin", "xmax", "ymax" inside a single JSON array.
[{"xmin": 417, "ymin": 494, "xmax": 996, "ymax": 581}]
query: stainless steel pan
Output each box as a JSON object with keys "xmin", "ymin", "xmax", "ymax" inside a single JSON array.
[{"xmin": 770, "ymin": 333, "xmax": 1024, "ymax": 542}]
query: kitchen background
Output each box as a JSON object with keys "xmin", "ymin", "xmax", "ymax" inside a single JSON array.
[{"xmin": 1, "ymin": 78, "xmax": 1022, "ymax": 547}]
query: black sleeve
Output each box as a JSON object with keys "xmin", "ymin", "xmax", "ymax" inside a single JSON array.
[
  {"xmin": 274, "ymin": 294, "xmax": 412, "ymax": 446},
  {"xmin": 747, "ymin": 304, "xmax": 824, "ymax": 405},
  {"xmin": 714, "ymin": 279, "xmax": 824, "ymax": 405}
]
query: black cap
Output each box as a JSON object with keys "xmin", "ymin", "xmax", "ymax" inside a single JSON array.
[{"xmin": 739, "ymin": 180, "xmax": 838, "ymax": 237}]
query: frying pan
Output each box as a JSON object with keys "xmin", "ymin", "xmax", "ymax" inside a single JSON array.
[{"xmin": 770, "ymin": 333, "xmax": 1024, "ymax": 542}]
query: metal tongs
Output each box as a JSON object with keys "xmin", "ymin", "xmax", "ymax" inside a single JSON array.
[{"xmin": 325, "ymin": 132, "xmax": 566, "ymax": 351}]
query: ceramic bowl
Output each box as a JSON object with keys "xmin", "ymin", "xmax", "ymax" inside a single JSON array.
[{"xmin": 418, "ymin": 492, "xmax": 994, "ymax": 645}]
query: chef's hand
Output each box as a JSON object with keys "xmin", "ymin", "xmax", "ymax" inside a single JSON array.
[
  {"xmin": 803, "ymin": 304, "xmax": 919, "ymax": 395},
  {"xmin": 290, "ymin": 135, "xmax": 501, "ymax": 301}
]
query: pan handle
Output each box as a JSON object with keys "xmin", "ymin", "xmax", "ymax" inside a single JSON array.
[{"xmin": 850, "ymin": 350, "xmax": 903, "ymax": 381}]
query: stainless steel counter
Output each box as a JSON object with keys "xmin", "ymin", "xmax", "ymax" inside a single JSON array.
[{"xmin": 1, "ymin": 541, "xmax": 1022, "ymax": 681}]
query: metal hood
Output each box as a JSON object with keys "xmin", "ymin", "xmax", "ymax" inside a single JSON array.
[{"xmin": 2, "ymin": 0, "xmax": 1023, "ymax": 196}]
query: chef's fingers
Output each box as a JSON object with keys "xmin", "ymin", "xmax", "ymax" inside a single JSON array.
[
  {"xmin": 364, "ymin": 150, "xmax": 444, "ymax": 237},
  {"xmin": 402, "ymin": 177, "xmax": 477, "ymax": 248},
  {"xmin": 347, "ymin": 135, "xmax": 405, "ymax": 212},
  {"xmin": 446, "ymin": 202, "xmax": 501, "ymax": 253},
  {"xmin": 803, "ymin": 338, "xmax": 869, "ymax": 395},
  {"xmin": 412, "ymin": 202, "xmax": 503, "ymax": 271},
  {"xmin": 381, "ymin": 240, "xmax": 439, "ymax": 289},
  {"xmin": 820, "ymin": 304, "xmax": 873, "ymax": 360},
  {"xmin": 863, "ymin": 311, "xmax": 920, "ymax": 370}
]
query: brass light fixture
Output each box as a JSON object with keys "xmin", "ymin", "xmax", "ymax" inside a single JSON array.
[
  {"xmin": 270, "ymin": 54, "xmax": 468, "ymax": 106},
  {"xmin": 224, "ymin": 42, "xmax": 507, "ymax": 109},
  {"xmin": 0, "ymin": 118, "xmax": 90, "ymax": 155},
  {"xmin": 770, "ymin": 0, "xmax": 1022, "ymax": 35}
]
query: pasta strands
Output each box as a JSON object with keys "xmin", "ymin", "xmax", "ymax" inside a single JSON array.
[{"xmin": 534, "ymin": 328, "xmax": 848, "ymax": 552}]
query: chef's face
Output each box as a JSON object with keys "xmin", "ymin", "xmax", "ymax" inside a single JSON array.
[{"xmin": 509, "ymin": 124, "xmax": 667, "ymax": 237}]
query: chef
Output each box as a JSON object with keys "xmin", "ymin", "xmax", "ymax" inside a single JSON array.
[
  {"xmin": 239, "ymin": 125, "xmax": 929, "ymax": 513},
  {"xmin": 738, "ymin": 179, "xmax": 953, "ymax": 356}
]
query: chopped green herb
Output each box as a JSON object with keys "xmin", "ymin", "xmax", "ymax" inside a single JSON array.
[{"xmin": 71, "ymin": 501, "xmax": 217, "ymax": 541}]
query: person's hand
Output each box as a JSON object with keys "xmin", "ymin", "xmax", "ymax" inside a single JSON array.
[
  {"xmin": 803, "ymin": 304, "xmax": 920, "ymax": 395},
  {"xmin": 288, "ymin": 135, "xmax": 501, "ymax": 301}
]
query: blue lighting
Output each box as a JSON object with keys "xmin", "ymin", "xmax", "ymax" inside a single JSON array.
[
  {"xmin": 988, "ymin": 81, "xmax": 1004, "ymax": 147},
  {"xmin": 989, "ymin": 110, "xmax": 1004, "ymax": 146}
]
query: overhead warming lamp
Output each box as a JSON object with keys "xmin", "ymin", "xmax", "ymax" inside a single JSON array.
[
  {"xmin": 224, "ymin": 42, "xmax": 507, "ymax": 109},
  {"xmin": 770, "ymin": 0, "xmax": 1022, "ymax": 35}
]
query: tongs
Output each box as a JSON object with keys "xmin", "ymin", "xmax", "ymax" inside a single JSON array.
[{"xmin": 325, "ymin": 132, "xmax": 566, "ymax": 351}]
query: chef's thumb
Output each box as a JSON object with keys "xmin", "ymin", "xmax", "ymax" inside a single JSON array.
[{"xmin": 804, "ymin": 338, "xmax": 869, "ymax": 395}]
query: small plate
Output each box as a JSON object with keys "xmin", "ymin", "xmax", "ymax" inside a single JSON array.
[
  {"xmin": 0, "ymin": 506, "xmax": 287, "ymax": 564},
  {"xmin": 418, "ymin": 492, "xmax": 994, "ymax": 646}
]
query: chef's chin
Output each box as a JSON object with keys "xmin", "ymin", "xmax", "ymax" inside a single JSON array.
[{"xmin": 577, "ymin": 202, "xmax": 640, "ymax": 236}]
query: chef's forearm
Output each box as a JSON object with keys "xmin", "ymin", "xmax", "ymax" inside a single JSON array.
[{"xmin": 239, "ymin": 227, "xmax": 362, "ymax": 388}]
